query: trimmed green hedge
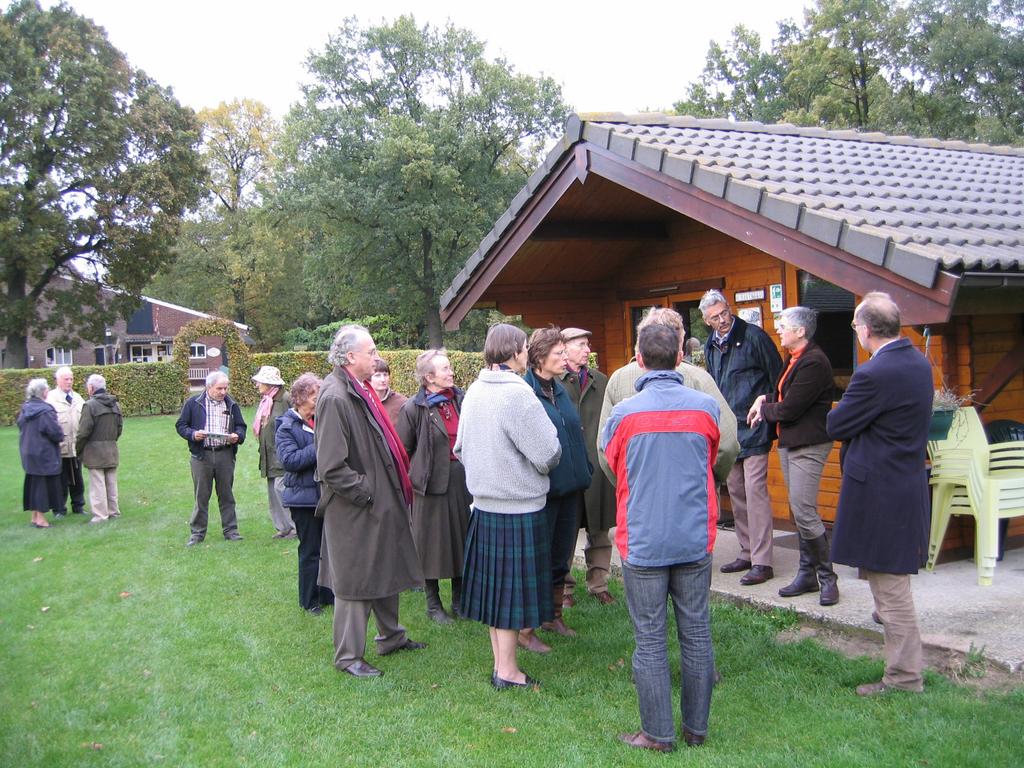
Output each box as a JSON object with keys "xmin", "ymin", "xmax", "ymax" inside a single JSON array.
[
  {"xmin": 247, "ymin": 350, "xmax": 486, "ymax": 397},
  {"xmin": 4, "ymin": 347, "xmax": 560, "ymax": 424},
  {"xmin": 1, "ymin": 362, "xmax": 188, "ymax": 425}
]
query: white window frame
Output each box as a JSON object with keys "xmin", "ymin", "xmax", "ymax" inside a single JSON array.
[
  {"xmin": 46, "ymin": 347, "xmax": 73, "ymax": 366},
  {"xmin": 189, "ymin": 343, "xmax": 207, "ymax": 359}
]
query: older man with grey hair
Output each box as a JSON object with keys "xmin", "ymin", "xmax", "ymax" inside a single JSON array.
[
  {"xmin": 77, "ymin": 374, "xmax": 124, "ymax": 523},
  {"xmin": 701, "ymin": 289, "xmax": 783, "ymax": 586},
  {"xmin": 46, "ymin": 365, "xmax": 85, "ymax": 517},
  {"xmin": 316, "ymin": 324, "xmax": 425, "ymax": 678},
  {"xmin": 176, "ymin": 371, "xmax": 247, "ymax": 546}
]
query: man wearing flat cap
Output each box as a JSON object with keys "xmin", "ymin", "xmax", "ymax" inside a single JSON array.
[
  {"xmin": 252, "ymin": 365, "xmax": 295, "ymax": 539},
  {"xmin": 559, "ymin": 327, "xmax": 618, "ymax": 606}
]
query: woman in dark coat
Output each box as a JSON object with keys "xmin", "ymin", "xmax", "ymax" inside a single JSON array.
[
  {"xmin": 523, "ymin": 327, "xmax": 593, "ymax": 651},
  {"xmin": 275, "ymin": 373, "xmax": 334, "ymax": 614},
  {"xmin": 396, "ymin": 349, "xmax": 471, "ymax": 624},
  {"xmin": 18, "ymin": 378, "xmax": 65, "ymax": 529},
  {"xmin": 748, "ymin": 306, "xmax": 838, "ymax": 605}
]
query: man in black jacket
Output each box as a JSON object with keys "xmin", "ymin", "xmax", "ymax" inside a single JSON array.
[
  {"xmin": 176, "ymin": 371, "xmax": 247, "ymax": 546},
  {"xmin": 701, "ymin": 290, "xmax": 783, "ymax": 586}
]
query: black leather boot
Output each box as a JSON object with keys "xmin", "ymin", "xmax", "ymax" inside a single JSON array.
[
  {"xmin": 809, "ymin": 534, "xmax": 839, "ymax": 606},
  {"xmin": 425, "ymin": 579, "xmax": 453, "ymax": 624},
  {"xmin": 778, "ymin": 536, "xmax": 820, "ymax": 597},
  {"xmin": 450, "ymin": 578, "xmax": 463, "ymax": 619}
]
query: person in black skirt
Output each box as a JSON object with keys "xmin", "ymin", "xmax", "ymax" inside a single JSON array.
[
  {"xmin": 455, "ymin": 324, "xmax": 562, "ymax": 689},
  {"xmin": 275, "ymin": 373, "xmax": 334, "ymax": 614},
  {"xmin": 396, "ymin": 349, "xmax": 471, "ymax": 624},
  {"xmin": 18, "ymin": 378, "xmax": 65, "ymax": 529}
]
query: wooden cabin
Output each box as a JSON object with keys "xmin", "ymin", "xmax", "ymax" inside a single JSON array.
[{"xmin": 440, "ymin": 113, "xmax": 1024, "ymax": 556}]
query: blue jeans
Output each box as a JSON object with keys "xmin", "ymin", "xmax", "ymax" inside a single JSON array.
[{"xmin": 622, "ymin": 555, "xmax": 714, "ymax": 743}]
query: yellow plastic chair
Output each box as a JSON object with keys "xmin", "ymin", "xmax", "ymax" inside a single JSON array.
[
  {"xmin": 926, "ymin": 408, "xmax": 988, "ymax": 572},
  {"xmin": 927, "ymin": 448, "xmax": 980, "ymax": 572},
  {"xmin": 962, "ymin": 442, "xmax": 1024, "ymax": 586}
]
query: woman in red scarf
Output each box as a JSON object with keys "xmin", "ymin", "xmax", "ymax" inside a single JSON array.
[
  {"xmin": 396, "ymin": 349, "xmax": 471, "ymax": 624},
  {"xmin": 747, "ymin": 306, "xmax": 839, "ymax": 605}
]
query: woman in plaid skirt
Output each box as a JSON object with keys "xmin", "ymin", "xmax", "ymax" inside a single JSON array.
[{"xmin": 454, "ymin": 324, "xmax": 562, "ymax": 689}]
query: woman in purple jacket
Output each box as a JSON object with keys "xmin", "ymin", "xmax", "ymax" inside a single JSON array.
[{"xmin": 18, "ymin": 378, "xmax": 66, "ymax": 529}]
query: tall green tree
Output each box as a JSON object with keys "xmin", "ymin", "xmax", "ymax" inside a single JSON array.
[
  {"xmin": 0, "ymin": 0, "xmax": 206, "ymax": 368},
  {"xmin": 673, "ymin": 0, "xmax": 1024, "ymax": 143},
  {"xmin": 909, "ymin": 0, "xmax": 1024, "ymax": 144},
  {"xmin": 147, "ymin": 99, "xmax": 310, "ymax": 349},
  {"xmin": 673, "ymin": 25, "xmax": 792, "ymax": 123},
  {"xmin": 280, "ymin": 16, "xmax": 568, "ymax": 347}
]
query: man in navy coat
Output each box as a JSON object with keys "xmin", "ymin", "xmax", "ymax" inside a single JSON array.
[{"xmin": 827, "ymin": 291, "xmax": 932, "ymax": 695}]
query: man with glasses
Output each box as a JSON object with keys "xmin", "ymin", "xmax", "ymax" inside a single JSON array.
[
  {"xmin": 828, "ymin": 292, "xmax": 931, "ymax": 695},
  {"xmin": 700, "ymin": 290, "xmax": 783, "ymax": 586}
]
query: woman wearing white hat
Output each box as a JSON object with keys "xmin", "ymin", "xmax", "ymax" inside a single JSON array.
[{"xmin": 252, "ymin": 365, "xmax": 295, "ymax": 538}]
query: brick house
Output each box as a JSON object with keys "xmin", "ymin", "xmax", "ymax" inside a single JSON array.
[{"xmin": 3, "ymin": 278, "xmax": 251, "ymax": 386}]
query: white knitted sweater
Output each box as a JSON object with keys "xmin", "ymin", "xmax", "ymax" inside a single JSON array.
[{"xmin": 455, "ymin": 369, "xmax": 561, "ymax": 514}]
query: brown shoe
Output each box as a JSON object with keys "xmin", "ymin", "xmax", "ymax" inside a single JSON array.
[
  {"xmin": 719, "ymin": 558, "xmax": 752, "ymax": 574},
  {"xmin": 856, "ymin": 681, "xmax": 921, "ymax": 696},
  {"xmin": 343, "ymin": 659, "xmax": 383, "ymax": 678},
  {"xmin": 379, "ymin": 639, "xmax": 426, "ymax": 656},
  {"xmin": 618, "ymin": 731, "xmax": 674, "ymax": 753},
  {"xmin": 739, "ymin": 565, "xmax": 774, "ymax": 585},
  {"xmin": 593, "ymin": 591, "xmax": 616, "ymax": 605},
  {"xmin": 682, "ymin": 729, "xmax": 706, "ymax": 747},
  {"xmin": 541, "ymin": 617, "xmax": 577, "ymax": 638},
  {"xmin": 517, "ymin": 629, "xmax": 551, "ymax": 654},
  {"xmin": 871, "ymin": 610, "xmax": 883, "ymax": 625}
]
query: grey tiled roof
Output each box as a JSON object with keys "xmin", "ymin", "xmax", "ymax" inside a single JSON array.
[{"xmin": 441, "ymin": 113, "xmax": 1024, "ymax": 309}]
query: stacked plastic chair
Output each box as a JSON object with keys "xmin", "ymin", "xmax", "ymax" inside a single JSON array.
[{"xmin": 927, "ymin": 407, "xmax": 1024, "ymax": 585}]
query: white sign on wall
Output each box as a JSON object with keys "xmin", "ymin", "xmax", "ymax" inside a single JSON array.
[
  {"xmin": 769, "ymin": 284, "xmax": 784, "ymax": 313},
  {"xmin": 206, "ymin": 347, "xmax": 221, "ymax": 358}
]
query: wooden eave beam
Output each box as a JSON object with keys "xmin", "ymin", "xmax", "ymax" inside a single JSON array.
[{"xmin": 531, "ymin": 221, "xmax": 668, "ymax": 241}]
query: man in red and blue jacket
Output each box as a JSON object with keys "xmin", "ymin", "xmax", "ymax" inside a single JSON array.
[{"xmin": 599, "ymin": 323, "xmax": 726, "ymax": 753}]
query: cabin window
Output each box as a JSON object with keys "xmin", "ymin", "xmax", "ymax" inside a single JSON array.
[
  {"xmin": 189, "ymin": 343, "xmax": 207, "ymax": 359},
  {"xmin": 797, "ymin": 271, "xmax": 855, "ymax": 389}
]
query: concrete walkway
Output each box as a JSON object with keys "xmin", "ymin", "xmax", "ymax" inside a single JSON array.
[{"xmin": 576, "ymin": 526, "xmax": 1024, "ymax": 672}]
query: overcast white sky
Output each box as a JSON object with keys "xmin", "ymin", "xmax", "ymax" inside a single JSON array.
[{"xmin": 52, "ymin": 0, "xmax": 810, "ymax": 118}]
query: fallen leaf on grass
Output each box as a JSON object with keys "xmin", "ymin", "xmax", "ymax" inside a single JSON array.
[
  {"xmin": 142, "ymin": 669, "xmax": 151, "ymax": 678},
  {"xmin": 27, "ymin": 625, "xmax": 35, "ymax": 630},
  {"xmin": 501, "ymin": 727, "xmax": 517, "ymax": 734},
  {"xmin": 119, "ymin": 591, "xmax": 132, "ymax": 599},
  {"xmin": 430, "ymin": 684, "xmax": 439, "ymax": 689},
  {"xmin": 80, "ymin": 742, "xmax": 103, "ymax": 750},
  {"xmin": 40, "ymin": 606, "xmax": 49, "ymax": 613},
  {"xmin": 32, "ymin": 557, "xmax": 43, "ymax": 563}
]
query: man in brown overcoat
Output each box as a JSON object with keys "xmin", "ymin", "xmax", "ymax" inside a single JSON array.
[
  {"xmin": 315, "ymin": 324, "xmax": 425, "ymax": 678},
  {"xmin": 560, "ymin": 327, "xmax": 617, "ymax": 605}
]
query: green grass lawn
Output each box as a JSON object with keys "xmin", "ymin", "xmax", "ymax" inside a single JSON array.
[{"xmin": 1, "ymin": 413, "xmax": 1021, "ymax": 767}]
